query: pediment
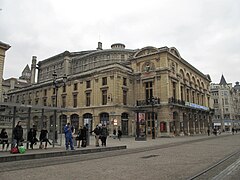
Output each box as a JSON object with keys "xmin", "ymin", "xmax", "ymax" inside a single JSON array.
[{"xmin": 133, "ymin": 46, "xmax": 159, "ymax": 58}]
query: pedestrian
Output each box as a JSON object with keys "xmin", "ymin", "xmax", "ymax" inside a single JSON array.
[
  {"xmin": 76, "ymin": 127, "xmax": 82, "ymax": 148},
  {"xmin": 64, "ymin": 123, "xmax": 74, "ymax": 150},
  {"xmin": 113, "ymin": 129, "xmax": 116, "ymax": 139},
  {"xmin": 13, "ymin": 121, "xmax": 24, "ymax": 147},
  {"xmin": 0, "ymin": 128, "xmax": 9, "ymax": 151},
  {"xmin": 81, "ymin": 125, "xmax": 87, "ymax": 147},
  {"xmin": 100, "ymin": 124, "xmax": 109, "ymax": 147},
  {"xmin": 207, "ymin": 129, "xmax": 210, "ymax": 136},
  {"xmin": 27, "ymin": 125, "xmax": 38, "ymax": 149},
  {"xmin": 117, "ymin": 129, "xmax": 122, "ymax": 141},
  {"xmin": 232, "ymin": 127, "xmax": 235, "ymax": 135},
  {"xmin": 39, "ymin": 127, "xmax": 52, "ymax": 149},
  {"xmin": 92, "ymin": 125, "xmax": 101, "ymax": 147}
]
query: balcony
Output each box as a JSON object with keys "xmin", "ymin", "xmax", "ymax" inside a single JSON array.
[
  {"xmin": 168, "ymin": 97, "xmax": 185, "ymax": 105},
  {"xmin": 136, "ymin": 97, "xmax": 160, "ymax": 106}
]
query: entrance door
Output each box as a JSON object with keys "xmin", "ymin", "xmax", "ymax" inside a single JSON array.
[{"xmin": 121, "ymin": 113, "xmax": 129, "ymax": 135}]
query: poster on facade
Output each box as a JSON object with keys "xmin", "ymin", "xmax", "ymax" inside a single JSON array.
[{"xmin": 135, "ymin": 112, "xmax": 146, "ymax": 140}]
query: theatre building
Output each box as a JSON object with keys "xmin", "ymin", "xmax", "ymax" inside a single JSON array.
[{"xmin": 6, "ymin": 42, "xmax": 212, "ymax": 138}]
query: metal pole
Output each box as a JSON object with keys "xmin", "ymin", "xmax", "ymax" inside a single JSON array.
[
  {"xmin": 53, "ymin": 86, "xmax": 58, "ymax": 147},
  {"xmin": 27, "ymin": 107, "xmax": 31, "ymax": 149},
  {"xmin": 152, "ymin": 101, "xmax": 155, "ymax": 139},
  {"xmin": 11, "ymin": 106, "xmax": 16, "ymax": 148}
]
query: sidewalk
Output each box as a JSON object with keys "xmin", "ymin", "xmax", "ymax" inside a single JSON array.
[{"xmin": 0, "ymin": 132, "xmax": 232, "ymax": 163}]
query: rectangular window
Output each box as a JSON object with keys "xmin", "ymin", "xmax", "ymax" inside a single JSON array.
[
  {"xmin": 86, "ymin": 80, "xmax": 91, "ymax": 88},
  {"xmin": 180, "ymin": 86, "xmax": 184, "ymax": 101},
  {"xmin": 102, "ymin": 90, "xmax": 107, "ymax": 105},
  {"xmin": 43, "ymin": 99, "xmax": 47, "ymax": 106},
  {"xmin": 123, "ymin": 77, "xmax": 127, "ymax": 86},
  {"xmin": 74, "ymin": 83, "xmax": 78, "ymax": 91},
  {"xmin": 63, "ymin": 85, "xmax": 66, "ymax": 93},
  {"xmin": 123, "ymin": 90, "xmax": 127, "ymax": 105},
  {"xmin": 172, "ymin": 82, "xmax": 176, "ymax": 99},
  {"xmin": 102, "ymin": 77, "xmax": 107, "ymax": 86},
  {"xmin": 86, "ymin": 92, "xmax": 91, "ymax": 106},
  {"xmin": 145, "ymin": 82, "xmax": 153, "ymax": 100},
  {"xmin": 186, "ymin": 89, "xmax": 190, "ymax": 102},
  {"xmin": 62, "ymin": 96, "xmax": 66, "ymax": 108},
  {"xmin": 73, "ymin": 94, "xmax": 77, "ymax": 107},
  {"xmin": 192, "ymin": 91, "xmax": 195, "ymax": 103},
  {"xmin": 44, "ymin": 89, "xmax": 47, "ymax": 96}
]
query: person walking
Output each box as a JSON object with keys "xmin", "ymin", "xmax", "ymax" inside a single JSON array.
[
  {"xmin": 81, "ymin": 125, "xmax": 87, "ymax": 147},
  {"xmin": 207, "ymin": 129, "xmax": 210, "ymax": 136},
  {"xmin": 92, "ymin": 125, "xmax": 101, "ymax": 147},
  {"xmin": 64, "ymin": 123, "xmax": 74, "ymax": 150},
  {"xmin": 117, "ymin": 129, "xmax": 122, "ymax": 141},
  {"xmin": 13, "ymin": 121, "xmax": 24, "ymax": 147},
  {"xmin": 0, "ymin": 128, "xmax": 9, "ymax": 151},
  {"xmin": 76, "ymin": 127, "xmax": 82, "ymax": 148},
  {"xmin": 27, "ymin": 125, "xmax": 38, "ymax": 149},
  {"xmin": 232, "ymin": 127, "xmax": 235, "ymax": 135},
  {"xmin": 100, "ymin": 124, "xmax": 109, "ymax": 147},
  {"xmin": 39, "ymin": 128, "xmax": 52, "ymax": 149},
  {"xmin": 113, "ymin": 129, "xmax": 117, "ymax": 139}
]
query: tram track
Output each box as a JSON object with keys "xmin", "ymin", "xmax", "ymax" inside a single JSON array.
[{"xmin": 188, "ymin": 150, "xmax": 240, "ymax": 180}]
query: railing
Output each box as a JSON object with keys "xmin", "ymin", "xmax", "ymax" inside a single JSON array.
[
  {"xmin": 168, "ymin": 97, "xmax": 185, "ymax": 105},
  {"xmin": 136, "ymin": 97, "xmax": 160, "ymax": 106}
]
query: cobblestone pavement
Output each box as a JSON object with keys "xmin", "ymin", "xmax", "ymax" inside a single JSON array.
[
  {"xmin": 1, "ymin": 132, "xmax": 239, "ymax": 180},
  {"xmin": 0, "ymin": 132, "xmax": 228, "ymax": 157}
]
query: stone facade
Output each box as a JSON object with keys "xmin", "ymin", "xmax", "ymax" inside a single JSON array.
[
  {"xmin": 7, "ymin": 43, "xmax": 212, "ymax": 138},
  {"xmin": 210, "ymin": 75, "xmax": 240, "ymax": 131},
  {"xmin": 0, "ymin": 41, "xmax": 11, "ymax": 102}
]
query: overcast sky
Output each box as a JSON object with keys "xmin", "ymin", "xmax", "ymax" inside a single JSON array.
[{"xmin": 1, "ymin": 0, "xmax": 239, "ymax": 84}]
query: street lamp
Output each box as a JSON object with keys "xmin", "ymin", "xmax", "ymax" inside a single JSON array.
[
  {"xmin": 148, "ymin": 97, "xmax": 158, "ymax": 139},
  {"xmin": 52, "ymin": 71, "xmax": 67, "ymax": 147}
]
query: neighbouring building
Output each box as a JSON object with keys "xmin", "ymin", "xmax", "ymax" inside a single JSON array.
[
  {"xmin": 0, "ymin": 41, "xmax": 11, "ymax": 102},
  {"xmin": 6, "ymin": 42, "xmax": 212, "ymax": 139},
  {"xmin": 210, "ymin": 75, "xmax": 240, "ymax": 131}
]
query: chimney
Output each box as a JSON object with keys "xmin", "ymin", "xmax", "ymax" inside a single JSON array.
[
  {"xmin": 30, "ymin": 56, "xmax": 37, "ymax": 84},
  {"xmin": 97, "ymin": 42, "xmax": 102, "ymax": 50}
]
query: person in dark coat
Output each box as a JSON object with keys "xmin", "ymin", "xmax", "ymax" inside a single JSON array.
[
  {"xmin": 27, "ymin": 125, "xmax": 38, "ymax": 149},
  {"xmin": 80, "ymin": 126, "xmax": 87, "ymax": 147},
  {"xmin": 0, "ymin": 128, "xmax": 9, "ymax": 151},
  {"xmin": 117, "ymin": 129, "xmax": 122, "ymax": 141},
  {"xmin": 13, "ymin": 121, "xmax": 24, "ymax": 147},
  {"xmin": 100, "ymin": 124, "xmax": 109, "ymax": 147},
  {"xmin": 39, "ymin": 128, "xmax": 52, "ymax": 149}
]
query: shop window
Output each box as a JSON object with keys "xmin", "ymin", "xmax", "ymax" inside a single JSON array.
[{"xmin": 160, "ymin": 122, "xmax": 167, "ymax": 132}]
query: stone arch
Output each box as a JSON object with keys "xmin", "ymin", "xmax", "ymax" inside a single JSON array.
[
  {"xmin": 179, "ymin": 69, "xmax": 185, "ymax": 81},
  {"xmin": 133, "ymin": 46, "xmax": 159, "ymax": 58},
  {"xmin": 99, "ymin": 112, "xmax": 109, "ymax": 126},
  {"xmin": 59, "ymin": 114, "xmax": 67, "ymax": 133},
  {"xmin": 70, "ymin": 114, "xmax": 80, "ymax": 133},
  {"xmin": 83, "ymin": 113, "xmax": 93, "ymax": 132}
]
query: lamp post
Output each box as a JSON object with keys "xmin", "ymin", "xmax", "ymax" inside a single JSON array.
[
  {"xmin": 52, "ymin": 71, "xmax": 67, "ymax": 147},
  {"xmin": 148, "ymin": 97, "xmax": 157, "ymax": 139}
]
